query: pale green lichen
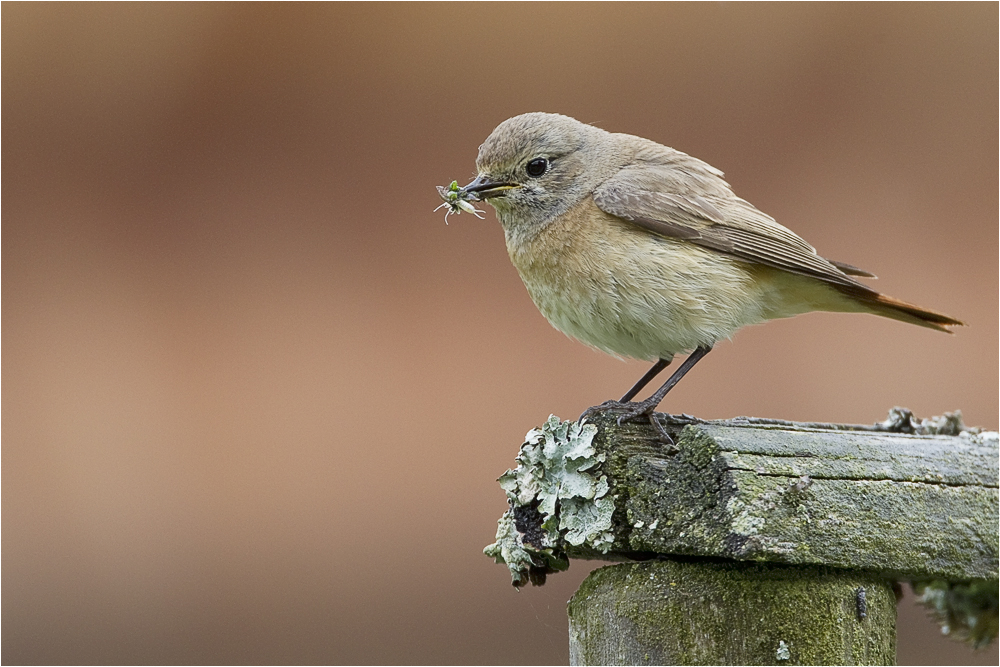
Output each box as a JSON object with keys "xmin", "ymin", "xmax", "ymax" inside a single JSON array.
[
  {"xmin": 912, "ymin": 579, "xmax": 999, "ymax": 648},
  {"xmin": 880, "ymin": 407, "xmax": 999, "ymax": 444},
  {"xmin": 729, "ymin": 496, "xmax": 767, "ymax": 536},
  {"xmin": 484, "ymin": 513, "xmax": 532, "ymax": 577},
  {"xmin": 484, "ymin": 415, "xmax": 615, "ymax": 586}
]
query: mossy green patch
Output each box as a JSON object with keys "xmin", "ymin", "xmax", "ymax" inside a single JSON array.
[{"xmin": 569, "ymin": 560, "xmax": 896, "ymax": 665}]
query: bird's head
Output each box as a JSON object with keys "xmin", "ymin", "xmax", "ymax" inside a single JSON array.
[{"xmin": 462, "ymin": 113, "xmax": 624, "ymax": 241}]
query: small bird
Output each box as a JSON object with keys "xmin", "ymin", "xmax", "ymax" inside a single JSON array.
[{"xmin": 449, "ymin": 113, "xmax": 962, "ymax": 431}]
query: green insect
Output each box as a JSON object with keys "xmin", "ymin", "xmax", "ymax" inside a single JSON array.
[{"xmin": 435, "ymin": 180, "xmax": 484, "ymax": 223}]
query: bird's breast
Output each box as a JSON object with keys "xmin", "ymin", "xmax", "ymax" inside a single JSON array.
[{"xmin": 504, "ymin": 197, "xmax": 771, "ymax": 360}]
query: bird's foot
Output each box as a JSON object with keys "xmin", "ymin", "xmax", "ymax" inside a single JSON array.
[
  {"xmin": 579, "ymin": 399, "xmax": 632, "ymax": 422},
  {"xmin": 579, "ymin": 399, "xmax": 676, "ymax": 447}
]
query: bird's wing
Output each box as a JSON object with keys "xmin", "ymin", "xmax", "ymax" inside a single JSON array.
[{"xmin": 593, "ymin": 163, "xmax": 876, "ymax": 294}]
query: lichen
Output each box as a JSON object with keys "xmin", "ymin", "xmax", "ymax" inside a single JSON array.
[
  {"xmin": 912, "ymin": 579, "xmax": 999, "ymax": 648},
  {"xmin": 483, "ymin": 510, "xmax": 568, "ymax": 587},
  {"xmin": 487, "ymin": 409, "xmax": 997, "ymax": 589},
  {"xmin": 776, "ymin": 640, "xmax": 791, "ymax": 661},
  {"xmin": 879, "ymin": 407, "xmax": 998, "ymax": 443},
  {"xmin": 484, "ymin": 415, "xmax": 615, "ymax": 586}
]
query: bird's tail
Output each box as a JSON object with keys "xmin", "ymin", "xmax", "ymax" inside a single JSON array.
[{"xmin": 845, "ymin": 290, "xmax": 965, "ymax": 333}]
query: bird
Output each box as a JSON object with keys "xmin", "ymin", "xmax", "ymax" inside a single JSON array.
[{"xmin": 448, "ymin": 112, "xmax": 963, "ymax": 433}]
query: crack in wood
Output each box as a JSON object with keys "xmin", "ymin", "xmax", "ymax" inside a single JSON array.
[{"xmin": 725, "ymin": 466, "xmax": 998, "ymax": 489}]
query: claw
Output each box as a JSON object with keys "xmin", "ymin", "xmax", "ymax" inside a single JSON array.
[
  {"xmin": 648, "ymin": 413, "xmax": 676, "ymax": 448},
  {"xmin": 583, "ymin": 401, "xmax": 676, "ymax": 448},
  {"xmin": 579, "ymin": 399, "xmax": 630, "ymax": 423}
]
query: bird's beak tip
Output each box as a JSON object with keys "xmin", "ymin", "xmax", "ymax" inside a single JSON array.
[{"xmin": 462, "ymin": 176, "xmax": 520, "ymax": 200}]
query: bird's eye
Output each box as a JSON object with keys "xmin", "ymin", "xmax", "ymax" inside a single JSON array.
[{"xmin": 525, "ymin": 158, "xmax": 549, "ymax": 178}]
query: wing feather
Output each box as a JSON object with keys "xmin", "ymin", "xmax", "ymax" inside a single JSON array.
[{"xmin": 593, "ymin": 167, "xmax": 876, "ymax": 294}]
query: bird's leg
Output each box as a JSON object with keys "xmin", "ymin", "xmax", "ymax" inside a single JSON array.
[
  {"xmin": 579, "ymin": 347, "xmax": 711, "ymax": 443},
  {"xmin": 579, "ymin": 357, "xmax": 672, "ymax": 421},
  {"xmin": 619, "ymin": 357, "xmax": 672, "ymax": 402},
  {"xmin": 616, "ymin": 345, "xmax": 713, "ymax": 427}
]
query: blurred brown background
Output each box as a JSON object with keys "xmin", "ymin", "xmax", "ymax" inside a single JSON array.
[{"xmin": 3, "ymin": 3, "xmax": 997, "ymax": 665}]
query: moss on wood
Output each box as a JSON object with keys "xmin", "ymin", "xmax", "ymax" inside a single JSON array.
[
  {"xmin": 581, "ymin": 411, "xmax": 998, "ymax": 582},
  {"xmin": 568, "ymin": 560, "xmax": 896, "ymax": 665}
]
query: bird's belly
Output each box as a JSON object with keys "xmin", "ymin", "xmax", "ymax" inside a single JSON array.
[{"xmin": 508, "ymin": 221, "xmax": 770, "ymax": 361}]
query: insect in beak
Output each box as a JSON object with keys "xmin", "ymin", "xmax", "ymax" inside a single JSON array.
[{"xmin": 435, "ymin": 180, "xmax": 485, "ymax": 223}]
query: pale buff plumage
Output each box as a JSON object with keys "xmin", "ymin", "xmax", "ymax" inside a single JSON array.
[
  {"xmin": 506, "ymin": 194, "xmax": 859, "ymax": 361},
  {"xmin": 455, "ymin": 112, "xmax": 961, "ymax": 419}
]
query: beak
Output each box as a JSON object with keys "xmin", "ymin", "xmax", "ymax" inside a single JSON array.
[{"xmin": 461, "ymin": 175, "xmax": 520, "ymax": 200}]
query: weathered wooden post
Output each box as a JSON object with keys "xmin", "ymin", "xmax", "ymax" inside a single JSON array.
[
  {"xmin": 485, "ymin": 409, "xmax": 998, "ymax": 665},
  {"xmin": 568, "ymin": 560, "xmax": 896, "ymax": 665}
]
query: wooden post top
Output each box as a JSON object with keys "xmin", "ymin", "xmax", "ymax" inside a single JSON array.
[{"xmin": 485, "ymin": 408, "xmax": 999, "ymax": 587}]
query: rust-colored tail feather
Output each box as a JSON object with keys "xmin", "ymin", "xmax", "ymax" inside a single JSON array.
[{"xmin": 849, "ymin": 291, "xmax": 965, "ymax": 333}]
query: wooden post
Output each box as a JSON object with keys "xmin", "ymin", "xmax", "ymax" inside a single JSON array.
[
  {"xmin": 568, "ymin": 560, "xmax": 895, "ymax": 665},
  {"xmin": 485, "ymin": 410, "xmax": 998, "ymax": 664}
]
